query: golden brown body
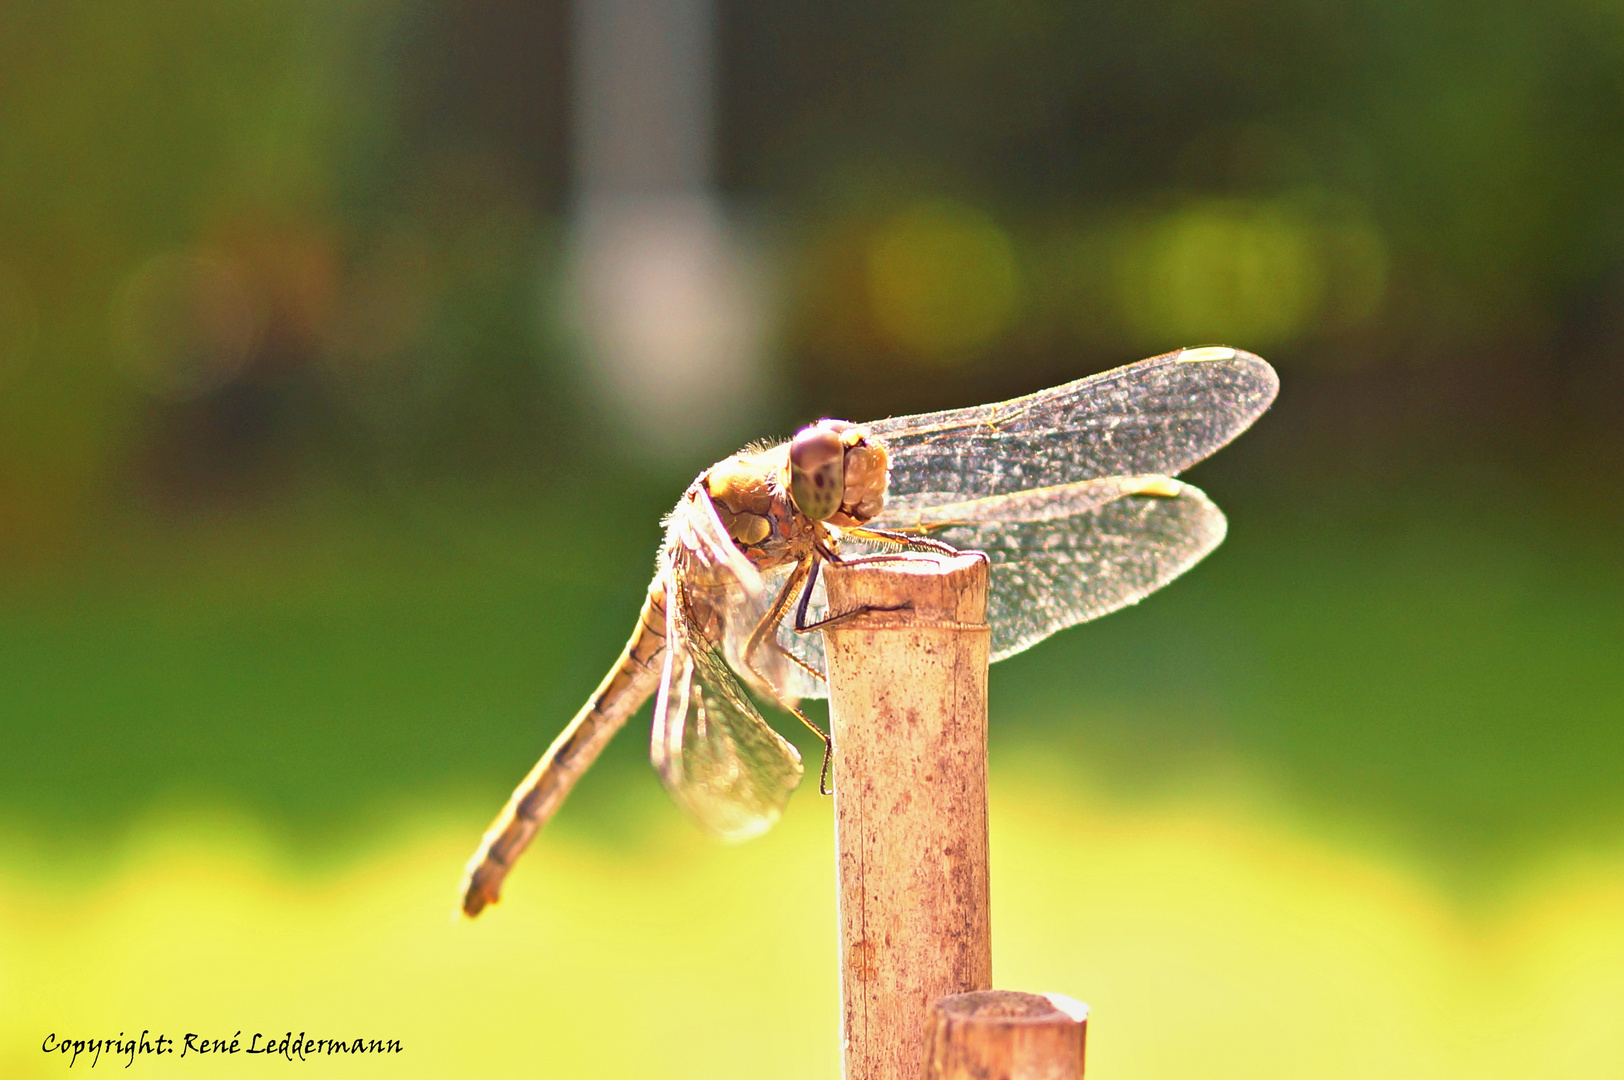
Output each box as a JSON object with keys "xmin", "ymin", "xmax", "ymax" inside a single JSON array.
[
  {"xmin": 461, "ymin": 345, "xmax": 1281, "ymax": 918},
  {"xmin": 460, "ymin": 584, "xmax": 669, "ymax": 915},
  {"xmin": 460, "ymin": 422, "xmax": 890, "ymax": 916}
]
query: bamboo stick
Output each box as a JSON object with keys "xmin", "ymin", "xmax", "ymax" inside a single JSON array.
[
  {"xmin": 821, "ymin": 551, "xmax": 992, "ymax": 1080},
  {"xmin": 923, "ymin": 990, "xmax": 1090, "ymax": 1080}
]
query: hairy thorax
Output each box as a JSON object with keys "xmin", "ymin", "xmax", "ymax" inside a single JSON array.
[{"xmin": 703, "ymin": 422, "xmax": 889, "ymax": 571}]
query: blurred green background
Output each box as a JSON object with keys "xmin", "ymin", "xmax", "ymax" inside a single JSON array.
[{"xmin": 3, "ymin": 0, "xmax": 1624, "ymax": 1076}]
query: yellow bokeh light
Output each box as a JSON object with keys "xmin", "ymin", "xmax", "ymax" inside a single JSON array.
[
  {"xmin": 4, "ymin": 774, "xmax": 1624, "ymax": 1079},
  {"xmin": 1114, "ymin": 200, "xmax": 1325, "ymax": 350},
  {"xmin": 866, "ymin": 199, "xmax": 1022, "ymax": 360}
]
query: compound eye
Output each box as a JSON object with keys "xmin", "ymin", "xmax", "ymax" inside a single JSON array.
[
  {"xmin": 787, "ymin": 425, "xmax": 845, "ymax": 521},
  {"xmin": 840, "ymin": 443, "xmax": 887, "ymax": 522}
]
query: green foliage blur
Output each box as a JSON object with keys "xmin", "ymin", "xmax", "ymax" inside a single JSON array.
[
  {"xmin": 6, "ymin": 3, "xmax": 1624, "ymax": 1076},
  {"xmin": 3, "ymin": 0, "xmax": 1623, "ymax": 902}
]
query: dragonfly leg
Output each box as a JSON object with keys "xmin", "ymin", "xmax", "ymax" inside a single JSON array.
[
  {"xmin": 771, "ymin": 636, "xmax": 825, "ymax": 684},
  {"xmin": 768, "ymin": 693, "xmax": 833, "ymax": 797},
  {"xmin": 794, "ymin": 602, "xmax": 911, "ymax": 634},
  {"xmin": 739, "ymin": 556, "xmax": 836, "ymax": 796},
  {"xmin": 840, "ymin": 525, "xmax": 990, "ymax": 565},
  {"xmin": 793, "ymin": 552, "xmax": 912, "ymax": 634},
  {"xmin": 742, "ymin": 556, "xmax": 811, "ymax": 681},
  {"xmin": 794, "ymin": 554, "xmax": 823, "ymax": 627},
  {"xmin": 828, "ymin": 552, "xmax": 929, "ymax": 569},
  {"xmin": 743, "ymin": 646, "xmax": 834, "ymax": 796}
]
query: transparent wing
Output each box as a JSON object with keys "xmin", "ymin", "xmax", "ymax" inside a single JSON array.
[
  {"xmin": 765, "ymin": 569, "xmax": 830, "ymax": 699},
  {"xmin": 869, "ymin": 347, "xmax": 1277, "ymax": 510},
  {"xmin": 915, "ymin": 479, "xmax": 1228, "ymax": 661},
  {"xmin": 685, "ymin": 349, "xmax": 1270, "ymax": 698},
  {"xmin": 650, "ymin": 573, "xmax": 805, "ymax": 841},
  {"xmin": 719, "ymin": 559, "xmax": 828, "ymax": 703},
  {"xmin": 767, "ymin": 477, "xmax": 1226, "ymax": 692},
  {"xmin": 664, "ymin": 485, "xmax": 765, "ymax": 600}
]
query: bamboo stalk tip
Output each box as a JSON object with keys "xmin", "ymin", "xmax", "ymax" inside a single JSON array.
[
  {"xmin": 934, "ymin": 989, "xmax": 1089, "ymax": 1024},
  {"xmin": 924, "ymin": 990, "xmax": 1090, "ymax": 1080},
  {"xmin": 823, "ymin": 550, "xmax": 989, "ymax": 626}
]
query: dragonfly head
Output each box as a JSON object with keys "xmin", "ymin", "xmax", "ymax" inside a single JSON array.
[{"xmin": 785, "ymin": 420, "xmax": 888, "ymax": 526}]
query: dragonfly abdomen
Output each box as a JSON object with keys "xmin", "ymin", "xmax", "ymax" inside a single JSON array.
[{"xmin": 459, "ymin": 584, "xmax": 670, "ymax": 916}]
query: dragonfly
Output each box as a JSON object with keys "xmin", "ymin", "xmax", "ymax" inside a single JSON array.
[{"xmin": 461, "ymin": 345, "xmax": 1278, "ymax": 916}]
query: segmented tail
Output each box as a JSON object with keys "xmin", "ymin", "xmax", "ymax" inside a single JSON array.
[{"xmin": 459, "ymin": 584, "xmax": 669, "ymax": 916}]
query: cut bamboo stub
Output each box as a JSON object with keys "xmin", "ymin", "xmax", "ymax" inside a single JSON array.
[
  {"xmin": 822, "ymin": 552, "xmax": 992, "ymax": 1080},
  {"xmin": 924, "ymin": 990, "xmax": 1090, "ymax": 1080}
]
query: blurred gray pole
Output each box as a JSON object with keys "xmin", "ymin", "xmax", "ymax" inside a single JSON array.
[
  {"xmin": 568, "ymin": 0, "xmax": 767, "ymax": 458},
  {"xmin": 575, "ymin": 0, "xmax": 712, "ymax": 196}
]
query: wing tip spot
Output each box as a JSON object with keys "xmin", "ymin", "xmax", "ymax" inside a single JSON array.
[
  {"xmin": 1177, "ymin": 345, "xmax": 1237, "ymax": 363},
  {"xmin": 1130, "ymin": 474, "xmax": 1184, "ymax": 498}
]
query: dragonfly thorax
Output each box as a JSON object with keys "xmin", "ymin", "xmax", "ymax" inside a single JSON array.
[{"xmin": 701, "ymin": 421, "xmax": 890, "ymax": 564}]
